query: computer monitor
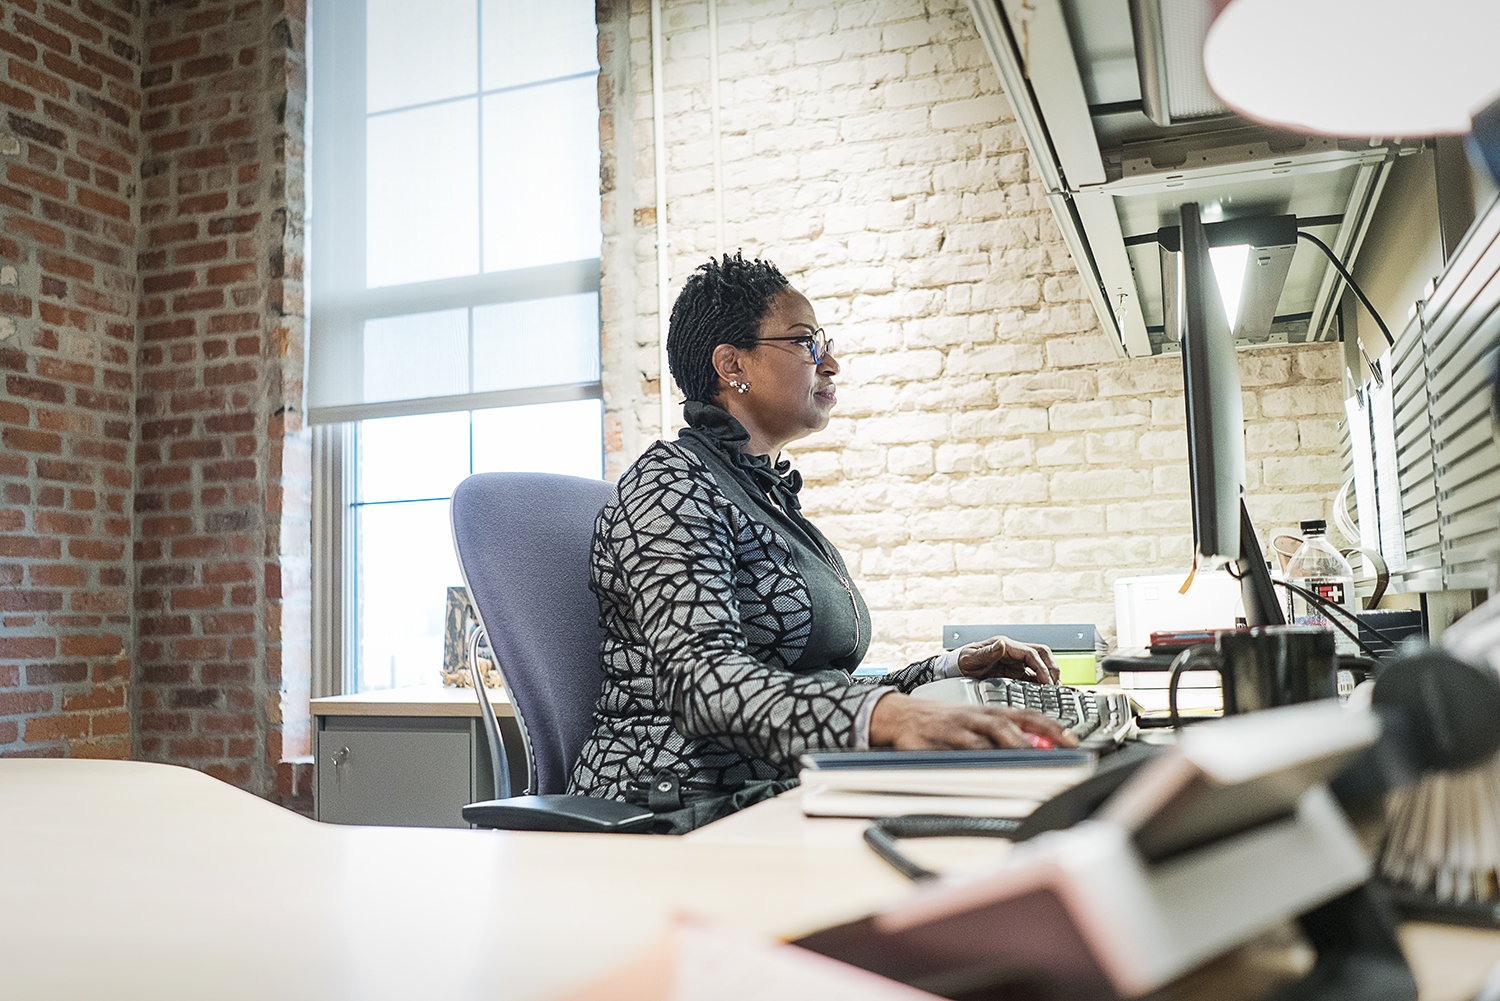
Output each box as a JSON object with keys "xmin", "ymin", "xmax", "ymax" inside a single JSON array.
[{"xmin": 1175, "ymin": 203, "xmax": 1285, "ymax": 626}]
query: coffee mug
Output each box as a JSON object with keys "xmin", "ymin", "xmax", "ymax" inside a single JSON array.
[{"xmin": 1167, "ymin": 625, "xmax": 1337, "ymax": 724}]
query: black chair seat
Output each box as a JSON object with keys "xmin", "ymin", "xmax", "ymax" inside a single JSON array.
[{"xmin": 462, "ymin": 794, "xmax": 654, "ymax": 833}]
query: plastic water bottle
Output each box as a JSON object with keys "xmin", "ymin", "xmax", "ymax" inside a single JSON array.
[{"xmin": 1284, "ymin": 519, "xmax": 1358, "ymax": 656}]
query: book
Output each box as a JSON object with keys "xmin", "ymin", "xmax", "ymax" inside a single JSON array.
[
  {"xmin": 797, "ymin": 749, "xmax": 1096, "ymax": 819},
  {"xmin": 1123, "ymin": 687, "xmax": 1223, "ymax": 713},
  {"xmin": 1098, "ymin": 699, "xmax": 1379, "ymax": 861},
  {"xmin": 1117, "ymin": 669, "xmax": 1221, "ymax": 689},
  {"xmin": 799, "ymin": 765, "xmax": 1092, "ymax": 800},
  {"xmin": 800, "ymin": 788, "xmax": 1043, "ymax": 819},
  {"xmin": 1057, "ymin": 653, "xmax": 1102, "ymax": 685}
]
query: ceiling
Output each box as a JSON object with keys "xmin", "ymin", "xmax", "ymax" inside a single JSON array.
[{"xmin": 967, "ymin": 0, "xmax": 1425, "ymax": 357}]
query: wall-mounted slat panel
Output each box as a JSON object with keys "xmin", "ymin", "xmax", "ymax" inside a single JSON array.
[
  {"xmin": 1438, "ymin": 415, "xmax": 1497, "ymax": 471},
  {"xmin": 1392, "ymin": 310, "xmax": 1440, "ymax": 588},
  {"xmin": 1398, "ymin": 196, "xmax": 1500, "ymax": 592},
  {"xmin": 1422, "ymin": 207, "xmax": 1500, "ymax": 318}
]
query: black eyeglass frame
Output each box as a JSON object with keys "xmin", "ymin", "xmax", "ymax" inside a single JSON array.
[{"xmin": 755, "ymin": 329, "xmax": 834, "ymax": 364}]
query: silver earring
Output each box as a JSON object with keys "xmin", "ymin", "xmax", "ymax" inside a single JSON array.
[{"xmin": 729, "ymin": 379, "xmax": 750, "ymax": 395}]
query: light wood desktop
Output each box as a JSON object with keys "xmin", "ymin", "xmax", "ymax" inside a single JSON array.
[
  {"xmin": 311, "ymin": 684, "xmax": 515, "ymax": 718},
  {"xmin": 1, "ymin": 759, "xmax": 913, "ymax": 1000},
  {"xmin": 2, "ymin": 759, "xmax": 1496, "ymax": 1001}
]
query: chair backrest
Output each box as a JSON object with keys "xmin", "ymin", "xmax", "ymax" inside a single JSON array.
[{"xmin": 450, "ymin": 471, "xmax": 615, "ymax": 796}]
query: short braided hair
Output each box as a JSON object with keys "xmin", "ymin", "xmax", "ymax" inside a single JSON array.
[{"xmin": 667, "ymin": 252, "xmax": 791, "ymax": 403}]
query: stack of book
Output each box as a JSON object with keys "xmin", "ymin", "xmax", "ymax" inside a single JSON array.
[
  {"xmin": 797, "ymin": 749, "xmax": 1096, "ymax": 819},
  {"xmin": 1115, "ymin": 667, "xmax": 1223, "ymax": 714}
]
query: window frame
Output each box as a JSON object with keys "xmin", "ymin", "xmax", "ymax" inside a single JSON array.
[{"xmin": 308, "ymin": 1, "xmax": 603, "ymax": 696}]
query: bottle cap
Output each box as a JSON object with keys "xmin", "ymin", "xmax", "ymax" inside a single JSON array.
[{"xmin": 1300, "ymin": 519, "xmax": 1327, "ymax": 535}]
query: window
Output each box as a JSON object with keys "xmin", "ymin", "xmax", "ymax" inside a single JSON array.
[
  {"xmin": 353, "ymin": 402, "xmax": 602, "ymax": 691},
  {"xmin": 310, "ymin": 1, "xmax": 601, "ymax": 694}
]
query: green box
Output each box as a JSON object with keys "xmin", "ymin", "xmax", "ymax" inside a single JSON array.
[{"xmin": 1056, "ymin": 653, "xmax": 1101, "ymax": 686}]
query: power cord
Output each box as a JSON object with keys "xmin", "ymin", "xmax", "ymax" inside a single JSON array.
[
  {"xmin": 863, "ymin": 815, "xmax": 1022, "ymax": 882},
  {"xmin": 1166, "ymin": 646, "xmax": 1207, "ymax": 728},
  {"xmin": 1297, "ymin": 231, "xmax": 1396, "ymax": 347},
  {"xmin": 1225, "ymin": 563, "xmax": 1398, "ymax": 659},
  {"xmin": 1274, "ymin": 577, "xmax": 1395, "ymax": 659}
]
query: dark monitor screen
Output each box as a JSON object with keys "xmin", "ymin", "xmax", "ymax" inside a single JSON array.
[
  {"xmin": 1175, "ymin": 203, "xmax": 1284, "ymax": 626},
  {"xmin": 1177, "ymin": 202, "xmax": 1244, "ymax": 569}
]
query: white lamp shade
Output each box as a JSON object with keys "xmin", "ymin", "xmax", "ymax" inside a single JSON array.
[{"xmin": 1204, "ymin": 0, "xmax": 1500, "ymax": 137}]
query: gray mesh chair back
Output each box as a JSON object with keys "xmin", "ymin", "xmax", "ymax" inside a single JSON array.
[{"xmin": 450, "ymin": 471, "xmax": 614, "ymax": 796}]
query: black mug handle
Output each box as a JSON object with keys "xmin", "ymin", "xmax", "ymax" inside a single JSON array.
[{"xmin": 1167, "ymin": 644, "xmax": 1221, "ymax": 728}]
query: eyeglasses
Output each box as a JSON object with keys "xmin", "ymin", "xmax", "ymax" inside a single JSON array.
[{"xmin": 756, "ymin": 328, "xmax": 834, "ymax": 364}]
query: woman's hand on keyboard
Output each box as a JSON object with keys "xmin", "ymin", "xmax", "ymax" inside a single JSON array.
[
  {"xmin": 955, "ymin": 635, "xmax": 1062, "ymax": 685},
  {"xmin": 868, "ymin": 694, "xmax": 1078, "ymax": 751}
]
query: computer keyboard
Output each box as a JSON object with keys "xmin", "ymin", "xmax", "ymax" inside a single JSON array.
[{"xmin": 911, "ymin": 676, "xmax": 1135, "ymax": 752}]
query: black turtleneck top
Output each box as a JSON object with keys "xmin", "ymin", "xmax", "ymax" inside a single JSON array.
[{"xmin": 567, "ymin": 403, "xmax": 946, "ymax": 815}]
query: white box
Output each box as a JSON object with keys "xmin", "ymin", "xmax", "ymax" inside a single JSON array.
[{"xmin": 1113, "ymin": 572, "xmax": 1242, "ymax": 650}]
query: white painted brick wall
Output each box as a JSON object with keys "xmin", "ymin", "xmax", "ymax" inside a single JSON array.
[{"xmin": 599, "ymin": 0, "xmax": 1350, "ymax": 666}]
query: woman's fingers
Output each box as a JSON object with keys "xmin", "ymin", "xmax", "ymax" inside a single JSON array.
[
  {"xmin": 870, "ymin": 694, "xmax": 1078, "ymax": 751},
  {"xmin": 968, "ymin": 710, "xmax": 1030, "ymax": 749},
  {"xmin": 1003, "ymin": 707, "xmax": 1077, "ymax": 746},
  {"xmin": 959, "ymin": 636, "xmax": 1062, "ymax": 684},
  {"xmin": 935, "ymin": 725, "xmax": 997, "ymax": 751},
  {"xmin": 1008, "ymin": 638, "xmax": 1058, "ymax": 683},
  {"xmin": 1028, "ymin": 643, "xmax": 1061, "ymax": 684},
  {"xmin": 967, "ymin": 708, "xmax": 1076, "ymax": 749}
]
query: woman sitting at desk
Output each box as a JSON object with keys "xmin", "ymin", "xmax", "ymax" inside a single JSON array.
[{"xmin": 569, "ymin": 253, "xmax": 1075, "ymax": 832}]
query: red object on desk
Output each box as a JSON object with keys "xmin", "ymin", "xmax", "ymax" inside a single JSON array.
[
  {"xmin": 1024, "ymin": 733, "xmax": 1056, "ymax": 749},
  {"xmin": 1148, "ymin": 627, "xmax": 1254, "ymax": 652}
]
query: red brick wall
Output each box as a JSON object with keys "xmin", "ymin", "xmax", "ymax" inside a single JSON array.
[
  {"xmin": 0, "ymin": 0, "xmax": 309, "ymax": 804},
  {"xmin": 0, "ymin": 0, "xmax": 143, "ymax": 759},
  {"xmin": 132, "ymin": 0, "xmax": 306, "ymax": 796}
]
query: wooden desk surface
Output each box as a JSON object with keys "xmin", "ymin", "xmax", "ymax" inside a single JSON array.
[
  {"xmin": 0, "ymin": 759, "xmax": 910, "ymax": 1000},
  {"xmin": 3, "ymin": 759, "xmax": 1497, "ymax": 1001},
  {"xmin": 688, "ymin": 785, "xmax": 1020, "ymax": 876},
  {"xmin": 311, "ymin": 684, "xmax": 514, "ymax": 718}
]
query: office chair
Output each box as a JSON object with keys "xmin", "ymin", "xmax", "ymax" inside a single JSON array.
[{"xmin": 449, "ymin": 471, "xmax": 653, "ymax": 833}]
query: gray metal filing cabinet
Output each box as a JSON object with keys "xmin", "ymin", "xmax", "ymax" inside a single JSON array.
[{"xmin": 312, "ymin": 686, "xmax": 526, "ymax": 828}]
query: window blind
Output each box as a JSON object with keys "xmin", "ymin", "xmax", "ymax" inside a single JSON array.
[
  {"xmin": 1390, "ymin": 196, "xmax": 1500, "ymax": 591},
  {"xmin": 308, "ymin": 0, "xmax": 601, "ymax": 425}
]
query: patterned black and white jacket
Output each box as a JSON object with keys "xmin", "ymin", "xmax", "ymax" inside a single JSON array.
[{"xmin": 567, "ymin": 403, "xmax": 951, "ymax": 820}]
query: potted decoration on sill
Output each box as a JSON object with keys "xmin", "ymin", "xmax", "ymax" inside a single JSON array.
[{"xmin": 442, "ymin": 585, "xmax": 503, "ymax": 689}]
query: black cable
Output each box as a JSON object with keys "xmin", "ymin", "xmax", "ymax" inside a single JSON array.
[
  {"xmin": 1297, "ymin": 231, "xmax": 1396, "ymax": 347},
  {"xmin": 1166, "ymin": 646, "xmax": 1201, "ymax": 729},
  {"xmin": 863, "ymin": 824, "xmax": 936, "ymax": 881},
  {"xmin": 1278, "ymin": 575, "xmax": 1402, "ymax": 648},
  {"xmin": 1226, "ymin": 557, "xmax": 1395, "ymax": 655},
  {"xmin": 862, "ymin": 815, "xmax": 1023, "ymax": 883},
  {"xmin": 877, "ymin": 815, "xmax": 1023, "ymax": 838},
  {"xmin": 1273, "ymin": 578, "xmax": 1392, "ymax": 659}
]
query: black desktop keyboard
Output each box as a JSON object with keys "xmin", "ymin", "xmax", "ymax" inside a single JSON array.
[
  {"xmin": 912, "ymin": 676, "xmax": 1136, "ymax": 752},
  {"xmin": 975, "ymin": 677, "xmax": 1134, "ymax": 751}
]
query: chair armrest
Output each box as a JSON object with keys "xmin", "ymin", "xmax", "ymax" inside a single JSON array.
[{"xmin": 463, "ymin": 794, "xmax": 655, "ymax": 833}]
